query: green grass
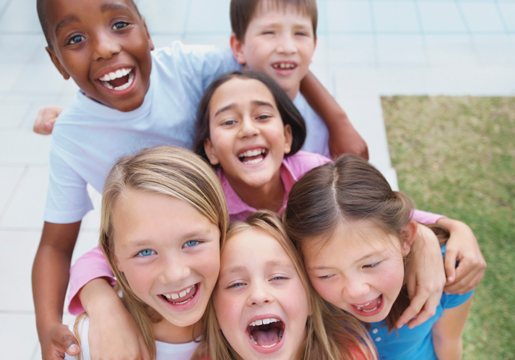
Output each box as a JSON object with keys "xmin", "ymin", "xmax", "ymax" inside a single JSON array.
[{"xmin": 382, "ymin": 96, "xmax": 515, "ymax": 359}]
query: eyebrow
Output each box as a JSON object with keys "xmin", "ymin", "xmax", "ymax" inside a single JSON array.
[
  {"xmin": 101, "ymin": 3, "xmax": 132, "ymax": 13},
  {"xmin": 214, "ymin": 100, "xmax": 275, "ymax": 118},
  {"xmin": 222, "ymin": 260, "xmax": 291, "ymax": 275},
  {"xmin": 55, "ymin": 15, "xmax": 80, "ymax": 36}
]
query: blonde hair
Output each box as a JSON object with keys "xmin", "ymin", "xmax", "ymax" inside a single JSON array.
[
  {"xmin": 194, "ymin": 210, "xmax": 376, "ymax": 360},
  {"xmin": 93, "ymin": 145, "xmax": 229, "ymax": 359}
]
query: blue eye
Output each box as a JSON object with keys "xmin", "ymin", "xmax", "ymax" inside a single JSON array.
[
  {"xmin": 112, "ymin": 22, "xmax": 129, "ymax": 30},
  {"xmin": 68, "ymin": 35, "xmax": 84, "ymax": 45},
  {"xmin": 271, "ymin": 276, "xmax": 287, "ymax": 281},
  {"xmin": 363, "ymin": 262, "xmax": 380, "ymax": 269},
  {"xmin": 184, "ymin": 240, "xmax": 199, "ymax": 248},
  {"xmin": 228, "ymin": 282, "xmax": 245, "ymax": 288},
  {"xmin": 137, "ymin": 249, "xmax": 155, "ymax": 257}
]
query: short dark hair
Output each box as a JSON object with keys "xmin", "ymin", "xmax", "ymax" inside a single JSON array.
[
  {"xmin": 36, "ymin": 0, "xmax": 141, "ymax": 48},
  {"xmin": 193, "ymin": 70, "xmax": 306, "ymax": 164},
  {"xmin": 230, "ymin": 0, "xmax": 318, "ymax": 42}
]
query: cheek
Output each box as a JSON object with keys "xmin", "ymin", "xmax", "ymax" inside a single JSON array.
[
  {"xmin": 197, "ymin": 248, "xmax": 221, "ymax": 286},
  {"xmin": 120, "ymin": 262, "xmax": 152, "ymax": 297},
  {"xmin": 310, "ymin": 278, "xmax": 338, "ymax": 304},
  {"xmin": 213, "ymin": 290, "xmax": 241, "ymax": 331}
]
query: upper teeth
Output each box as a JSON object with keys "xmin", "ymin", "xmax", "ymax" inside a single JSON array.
[
  {"xmin": 273, "ymin": 63, "xmax": 295, "ymax": 69},
  {"xmin": 250, "ymin": 318, "xmax": 279, "ymax": 327},
  {"xmin": 99, "ymin": 68, "xmax": 132, "ymax": 81},
  {"xmin": 163, "ymin": 285, "xmax": 194, "ymax": 300},
  {"xmin": 239, "ymin": 149, "xmax": 265, "ymax": 158}
]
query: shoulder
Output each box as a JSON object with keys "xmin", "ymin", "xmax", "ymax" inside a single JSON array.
[
  {"xmin": 284, "ymin": 151, "xmax": 331, "ymax": 178},
  {"xmin": 440, "ymin": 290, "xmax": 475, "ymax": 310}
]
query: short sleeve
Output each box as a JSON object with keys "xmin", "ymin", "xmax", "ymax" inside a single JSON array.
[
  {"xmin": 412, "ymin": 209, "xmax": 445, "ymax": 225},
  {"xmin": 44, "ymin": 146, "xmax": 93, "ymax": 224},
  {"xmin": 68, "ymin": 246, "xmax": 116, "ymax": 315},
  {"xmin": 440, "ymin": 290, "xmax": 474, "ymax": 309}
]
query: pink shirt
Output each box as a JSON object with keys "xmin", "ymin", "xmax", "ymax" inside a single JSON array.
[{"xmin": 67, "ymin": 151, "xmax": 444, "ymax": 314}]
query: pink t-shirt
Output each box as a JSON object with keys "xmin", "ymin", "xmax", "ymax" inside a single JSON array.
[{"xmin": 67, "ymin": 151, "xmax": 444, "ymax": 314}]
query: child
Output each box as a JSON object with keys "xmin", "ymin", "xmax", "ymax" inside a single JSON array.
[
  {"xmin": 65, "ymin": 145, "xmax": 230, "ymax": 360},
  {"xmin": 32, "ymin": 0, "xmax": 360, "ymax": 357},
  {"xmin": 283, "ymin": 155, "xmax": 475, "ymax": 359},
  {"xmin": 70, "ymin": 70, "xmax": 482, "ymax": 354},
  {"xmin": 196, "ymin": 210, "xmax": 376, "ymax": 360}
]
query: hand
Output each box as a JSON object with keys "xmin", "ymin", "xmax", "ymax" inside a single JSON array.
[
  {"xmin": 438, "ymin": 218, "xmax": 486, "ymax": 294},
  {"xmin": 33, "ymin": 106, "xmax": 64, "ymax": 135},
  {"xmin": 81, "ymin": 279, "xmax": 150, "ymax": 360},
  {"xmin": 328, "ymin": 121, "xmax": 369, "ymax": 161},
  {"xmin": 41, "ymin": 322, "xmax": 81, "ymax": 360},
  {"xmin": 397, "ymin": 223, "xmax": 446, "ymax": 329}
]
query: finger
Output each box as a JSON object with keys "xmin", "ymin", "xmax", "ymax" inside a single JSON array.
[
  {"xmin": 45, "ymin": 121, "xmax": 55, "ymax": 132},
  {"xmin": 396, "ymin": 293, "xmax": 425, "ymax": 328},
  {"xmin": 59, "ymin": 333, "xmax": 80, "ymax": 356},
  {"xmin": 444, "ymin": 266, "xmax": 483, "ymax": 294},
  {"xmin": 443, "ymin": 247, "xmax": 458, "ymax": 284}
]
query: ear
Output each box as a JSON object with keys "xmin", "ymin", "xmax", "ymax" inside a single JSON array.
[
  {"xmin": 204, "ymin": 138, "xmax": 220, "ymax": 166},
  {"xmin": 400, "ymin": 220, "xmax": 417, "ymax": 257},
  {"xmin": 230, "ymin": 33, "xmax": 247, "ymax": 65},
  {"xmin": 141, "ymin": 16, "xmax": 154, "ymax": 51},
  {"xmin": 283, "ymin": 124, "xmax": 293, "ymax": 155},
  {"xmin": 46, "ymin": 47, "xmax": 70, "ymax": 80}
]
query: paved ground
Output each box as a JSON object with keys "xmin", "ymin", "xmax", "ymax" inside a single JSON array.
[{"xmin": 0, "ymin": 0, "xmax": 514, "ymax": 358}]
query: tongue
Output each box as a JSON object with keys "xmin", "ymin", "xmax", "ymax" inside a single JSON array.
[
  {"xmin": 253, "ymin": 328, "xmax": 280, "ymax": 347},
  {"xmin": 108, "ymin": 74, "xmax": 130, "ymax": 88},
  {"xmin": 361, "ymin": 296, "xmax": 380, "ymax": 311}
]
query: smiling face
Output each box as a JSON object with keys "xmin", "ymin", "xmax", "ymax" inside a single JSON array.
[
  {"xmin": 304, "ymin": 220, "xmax": 411, "ymax": 324},
  {"xmin": 44, "ymin": 0, "xmax": 153, "ymax": 111},
  {"xmin": 214, "ymin": 228, "xmax": 309, "ymax": 359},
  {"xmin": 204, "ymin": 77, "xmax": 292, "ymax": 191},
  {"xmin": 231, "ymin": 3, "xmax": 316, "ymax": 99},
  {"xmin": 112, "ymin": 187, "xmax": 220, "ymax": 336}
]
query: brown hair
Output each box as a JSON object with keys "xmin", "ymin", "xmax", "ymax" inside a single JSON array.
[
  {"xmin": 97, "ymin": 145, "xmax": 229, "ymax": 359},
  {"xmin": 193, "ymin": 70, "xmax": 306, "ymax": 164},
  {"xmin": 194, "ymin": 210, "xmax": 377, "ymax": 360},
  {"xmin": 230, "ymin": 0, "xmax": 318, "ymax": 42},
  {"xmin": 283, "ymin": 154, "xmax": 448, "ymax": 332}
]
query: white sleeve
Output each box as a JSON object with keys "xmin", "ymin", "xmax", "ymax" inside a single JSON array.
[
  {"xmin": 64, "ymin": 317, "xmax": 91, "ymax": 360},
  {"xmin": 44, "ymin": 145, "xmax": 93, "ymax": 224}
]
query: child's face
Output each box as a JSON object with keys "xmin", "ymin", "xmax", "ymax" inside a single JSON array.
[
  {"xmin": 44, "ymin": 0, "xmax": 153, "ymax": 112},
  {"xmin": 112, "ymin": 188, "xmax": 220, "ymax": 333},
  {"xmin": 231, "ymin": 3, "xmax": 316, "ymax": 99},
  {"xmin": 204, "ymin": 77, "xmax": 292, "ymax": 191},
  {"xmin": 214, "ymin": 228, "xmax": 309, "ymax": 359},
  {"xmin": 303, "ymin": 220, "xmax": 410, "ymax": 324}
]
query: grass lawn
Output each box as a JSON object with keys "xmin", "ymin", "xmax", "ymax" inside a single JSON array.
[{"xmin": 382, "ymin": 96, "xmax": 515, "ymax": 359}]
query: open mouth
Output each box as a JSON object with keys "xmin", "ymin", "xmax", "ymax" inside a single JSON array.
[
  {"xmin": 247, "ymin": 317, "xmax": 285, "ymax": 349},
  {"xmin": 160, "ymin": 284, "xmax": 198, "ymax": 305},
  {"xmin": 272, "ymin": 62, "xmax": 297, "ymax": 70},
  {"xmin": 98, "ymin": 67, "xmax": 134, "ymax": 91},
  {"xmin": 238, "ymin": 148, "xmax": 268, "ymax": 165},
  {"xmin": 350, "ymin": 294, "xmax": 383, "ymax": 316}
]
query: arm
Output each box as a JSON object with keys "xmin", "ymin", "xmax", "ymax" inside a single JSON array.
[
  {"xmin": 436, "ymin": 218, "xmax": 486, "ymax": 294},
  {"xmin": 80, "ymin": 279, "xmax": 150, "ymax": 360},
  {"xmin": 33, "ymin": 106, "xmax": 64, "ymax": 135},
  {"xmin": 432, "ymin": 296, "xmax": 473, "ymax": 359},
  {"xmin": 299, "ymin": 71, "xmax": 368, "ymax": 160},
  {"xmin": 70, "ymin": 248, "xmax": 150, "ymax": 360},
  {"xmin": 397, "ymin": 223, "xmax": 446, "ymax": 329},
  {"xmin": 32, "ymin": 221, "xmax": 82, "ymax": 359}
]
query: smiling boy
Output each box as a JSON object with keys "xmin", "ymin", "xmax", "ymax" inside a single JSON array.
[{"xmin": 33, "ymin": 0, "xmax": 241, "ymax": 358}]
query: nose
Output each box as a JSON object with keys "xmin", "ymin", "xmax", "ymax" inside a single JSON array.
[
  {"xmin": 238, "ymin": 115, "xmax": 259, "ymax": 139},
  {"xmin": 343, "ymin": 276, "xmax": 371, "ymax": 300},
  {"xmin": 247, "ymin": 281, "xmax": 273, "ymax": 306},
  {"xmin": 159, "ymin": 254, "xmax": 191, "ymax": 285},
  {"xmin": 276, "ymin": 33, "xmax": 297, "ymax": 55},
  {"xmin": 92, "ymin": 30, "xmax": 121, "ymax": 61}
]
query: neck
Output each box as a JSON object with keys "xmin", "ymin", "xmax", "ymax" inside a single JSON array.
[
  {"xmin": 152, "ymin": 320, "xmax": 198, "ymax": 344},
  {"xmin": 230, "ymin": 171, "xmax": 285, "ymax": 213},
  {"xmin": 286, "ymin": 86, "xmax": 300, "ymax": 101}
]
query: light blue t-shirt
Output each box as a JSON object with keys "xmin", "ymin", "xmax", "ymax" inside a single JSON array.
[
  {"xmin": 45, "ymin": 42, "xmax": 239, "ymax": 223},
  {"xmin": 368, "ymin": 246, "xmax": 474, "ymax": 359}
]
